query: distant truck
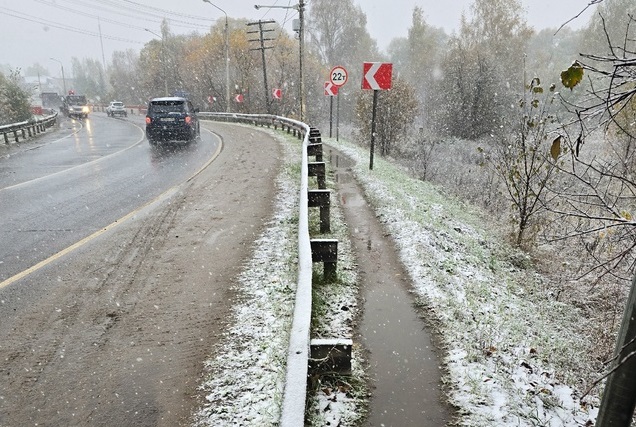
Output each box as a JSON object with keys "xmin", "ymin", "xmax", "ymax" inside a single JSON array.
[
  {"xmin": 61, "ymin": 94, "xmax": 90, "ymax": 119},
  {"xmin": 41, "ymin": 92, "xmax": 60, "ymax": 109}
]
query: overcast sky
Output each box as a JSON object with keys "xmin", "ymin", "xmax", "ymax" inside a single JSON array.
[{"xmin": 0, "ymin": 0, "xmax": 596, "ymax": 76}]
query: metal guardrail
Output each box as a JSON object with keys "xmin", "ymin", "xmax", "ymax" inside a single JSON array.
[
  {"xmin": 199, "ymin": 112, "xmax": 314, "ymax": 426},
  {"xmin": 2, "ymin": 109, "xmax": 335, "ymax": 423},
  {"xmin": 1, "ymin": 112, "xmax": 58, "ymax": 145}
]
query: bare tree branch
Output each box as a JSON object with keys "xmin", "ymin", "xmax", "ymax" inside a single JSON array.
[
  {"xmin": 582, "ymin": 343, "xmax": 636, "ymax": 399},
  {"xmin": 555, "ymin": 0, "xmax": 604, "ymax": 35}
]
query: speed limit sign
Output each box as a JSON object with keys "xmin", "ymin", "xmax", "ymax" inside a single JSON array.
[{"xmin": 330, "ymin": 66, "xmax": 348, "ymax": 87}]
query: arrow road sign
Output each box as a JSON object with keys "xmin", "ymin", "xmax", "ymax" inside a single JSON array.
[
  {"xmin": 272, "ymin": 88, "xmax": 282, "ymax": 99},
  {"xmin": 362, "ymin": 62, "xmax": 393, "ymax": 90},
  {"xmin": 324, "ymin": 81, "xmax": 338, "ymax": 97}
]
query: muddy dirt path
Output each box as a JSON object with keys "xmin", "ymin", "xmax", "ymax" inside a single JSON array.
[
  {"xmin": 328, "ymin": 147, "xmax": 453, "ymax": 426},
  {"xmin": 0, "ymin": 123, "xmax": 280, "ymax": 427}
]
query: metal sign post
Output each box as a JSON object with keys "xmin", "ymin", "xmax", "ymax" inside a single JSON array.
[
  {"xmin": 336, "ymin": 92, "xmax": 340, "ymax": 141},
  {"xmin": 369, "ymin": 90, "xmax": 378, "ymax": 170},
  {"xmin": 329, "ymin": 96, "xmax": 333, "ymax": 138},
  {"xmin": 362, "ymin": 62, "xmax": 393, "ymax": 170},
  {"xmin": 328, "ymin": 66, "xmax": 347, "ymax": 142},
  {"xmin": 324, "ymin": 81, "xmax": 338, "ymax": 138}
]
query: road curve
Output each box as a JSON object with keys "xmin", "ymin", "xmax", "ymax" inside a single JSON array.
[
  {"xmin": 0, "ymin": 119, "xmax": 281, "ymax": 427},
  {"xmin": 0, "ymin": 114, "xmax": 219, "ymax": 285}
]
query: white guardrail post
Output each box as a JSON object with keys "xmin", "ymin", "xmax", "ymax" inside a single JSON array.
[{"xmin": 199, "ymin": 112, "xmax": 313, "ymax": 426}]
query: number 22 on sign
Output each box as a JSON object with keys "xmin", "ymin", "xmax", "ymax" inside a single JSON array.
[{"xmin": 330, "ymin": 66, "xmax": 348, "ymax": 87}]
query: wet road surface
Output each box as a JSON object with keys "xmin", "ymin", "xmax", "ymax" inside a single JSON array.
[
  {"xmin": 329, "ymin": 147, "xmax": 453, "ymax": 426},
  {"xmin": 0, "ymin": 119, "xmax": 281, "ymax": 427},
  {"xmin": 0, "ymin": 114, "xmax": 219, "ymax": 283}
]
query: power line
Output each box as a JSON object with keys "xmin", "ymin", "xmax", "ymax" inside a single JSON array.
[
  {"xmin": 32, "ymin": 0, "xmax": 164, "ymax": 33},
  {"xmin": 118, "ymin": 0, "xmax": 218, "ymax": 22},
  {"xmin": 35, "ymin": 0, "xmax": 210, "ymax": 31},
  {"xmin": 84, "ymin": 0, "xmax": 213, "ymax": 28},
  {"xmin": 255, "ymin": 0, "xmax": 298, "ymax": 51},
  {"xmin": 0, "ymin": 8, "xmax": 143, "ymax": 44}
]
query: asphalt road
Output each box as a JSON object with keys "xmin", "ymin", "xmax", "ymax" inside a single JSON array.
[
  {"xmin": 0, "ymin": 113, "xmax": 219, "ymax": 283},
  {"xmin": 0, "ymin": 113, "xmax": 281, "ymax": 426}
]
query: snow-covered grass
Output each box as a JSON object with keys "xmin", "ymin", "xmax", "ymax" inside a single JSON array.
[
  {"xmin": 193, "ymin": 124, "xmax": 605, "ymax": 426},
  {"xmin": 329, "ymin": 138, "xmax": 603, "ymax": 426},
  {"xmin": 192, "ymin": 136, "xmax": 299, "ymax": 426},
  {"xmin": 193, "ymin": 129, "xmax": 365, "ymax": 426}
]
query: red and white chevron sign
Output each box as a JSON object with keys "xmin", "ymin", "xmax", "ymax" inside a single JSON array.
[
  {"xmin": 361, "ymin": 62, "xmax": 393, "ymax": 90},
  {"xmin": 324, "ymin": 81, "xmax": 338, "ymax": 96}
]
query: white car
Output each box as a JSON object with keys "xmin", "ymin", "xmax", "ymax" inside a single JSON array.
[{"xmin": 106, "ymin": 101, "xmax": 128, "ymax": 117}]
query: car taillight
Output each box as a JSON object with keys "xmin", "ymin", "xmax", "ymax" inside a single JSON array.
[
  {"xmin": 145, "ymin": 116, "xmax": 151, "ymax": 124},
  {"xmin": 185, "ymin": 116, "xmax": 192, "ymax": 124}
]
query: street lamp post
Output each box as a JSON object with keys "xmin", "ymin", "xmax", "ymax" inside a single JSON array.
[
  {"xmin": 144, "ymin": 28, "xmax": 169, "ymax": 96},
  {"xmin": 50, "ymin": 57, "xmax": 67, "ymax": 95},
  {"xmin": 255, "ymin": 0, "xmax": 305, "ymax": 122},
  {"xmin": 202, "ymin": 0, "xmax": 231, "ymax": 113}
]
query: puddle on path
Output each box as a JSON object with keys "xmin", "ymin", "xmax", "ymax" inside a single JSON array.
[{"xmin": 329, "ymin": 148, "xmax": 452, "ymax": 426}]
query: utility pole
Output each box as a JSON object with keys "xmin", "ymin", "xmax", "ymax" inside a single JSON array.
[
  {"xmin": 247, "ymin": 20, "xmax": 275, "ymax": 114},
  {"xmin": 50, "ymin": 57, "xmax": 67, "ymax": 95},
  {"xmin": 144, "ymin": 28, "xmax": 169, "ymax": 96},
  {"xmin": 596, "ymin": 274, "xmax": 636, "ymax": 426},
  {"xmin": 298, "ymin": 0, "xmax": 305, "ymax": 122},
  {"xmin": 98, "ymin": 16, "xmax": 106, "ymax": 71},
  {"xmin": 254, "ymin": 1, "xmax": 305, "ymax": 121}
]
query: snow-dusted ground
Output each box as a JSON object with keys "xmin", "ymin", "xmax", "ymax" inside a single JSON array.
[
  {"xmin": 192, "ymin": 130, "xmax": 363, "ymax": 426},
  {"xmin": 192, "ymin": 135, "xmax": 299, "ymax": 426},
  {"xmin": 193, "ymin": 128, "xmax": 604, "ymax": 426}
]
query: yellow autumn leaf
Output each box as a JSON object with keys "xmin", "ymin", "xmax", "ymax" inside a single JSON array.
[{"xmin": 561, "ymin": 61, "xmax": 584, "ymax": 90}]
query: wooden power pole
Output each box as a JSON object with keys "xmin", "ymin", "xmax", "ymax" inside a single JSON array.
[{"xmin": 247, "ymin": 20, "xmax": 275, "ymax": 114}]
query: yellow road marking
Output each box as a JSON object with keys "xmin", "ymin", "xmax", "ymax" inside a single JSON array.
[{"xmin": 0, "ymin": 129, "xmax": 222, "ymax": 290}]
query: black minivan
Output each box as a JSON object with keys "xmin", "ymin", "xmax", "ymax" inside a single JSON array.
[{"xmin": 145, "ymin": 97, "xmax": 200, "ymax": 144}]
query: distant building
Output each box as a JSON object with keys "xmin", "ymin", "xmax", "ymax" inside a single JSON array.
[{"xmin": 24, "ymin": 75, "xmax": 62, "ymax": 95}]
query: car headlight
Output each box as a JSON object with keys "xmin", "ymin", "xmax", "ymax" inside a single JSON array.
[{"xmin": 82, "ymin": 106, "xmax": 90, "ymax": 113}]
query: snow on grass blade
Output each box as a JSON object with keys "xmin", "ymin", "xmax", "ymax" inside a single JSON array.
[{"xmin": 329, "ymin": 138, "xmax": 601, "ymax": 426}]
